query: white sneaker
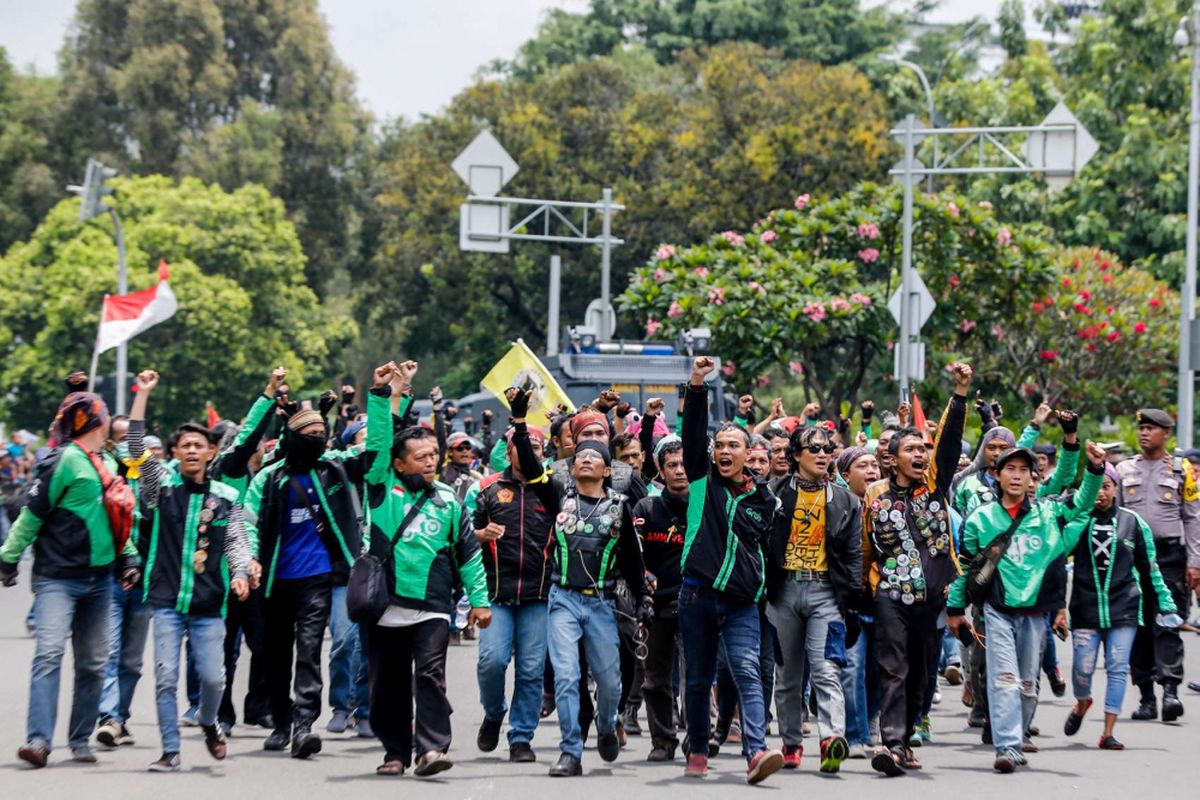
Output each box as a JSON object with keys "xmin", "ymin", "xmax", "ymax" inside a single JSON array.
[
  {"xmin": 848, "ymin": 744, "xmax": 871, "ymax": 759},
  {"xmin": 932, "ymin": 689, "xmax": 943, "ymax": 705}
]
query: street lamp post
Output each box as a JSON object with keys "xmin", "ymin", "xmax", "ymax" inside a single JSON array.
[
  {"xmin": 1175, "ymin": 10, "xmax": 1199, "ymax": 449},
  {"xmin": 882, "ymin": 56, "xmax": 938, "ymax": 192}
]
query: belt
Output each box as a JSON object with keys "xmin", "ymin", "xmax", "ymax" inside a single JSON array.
[{"xmin": 787, "ymin": 569, "xmax": 830, "ymax": 582}]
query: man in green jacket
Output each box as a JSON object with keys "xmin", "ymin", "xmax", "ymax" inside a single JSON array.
[
  {"xmin": 363, "ymin": 360, "xmax": 491, "ymax": 778},
  {"xmin": 948, "ymin": 441, "xmax": 1108, "ymax": 774}
]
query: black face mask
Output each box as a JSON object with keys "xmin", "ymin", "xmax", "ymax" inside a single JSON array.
[
  {"xmin": 286, "ymin": 431, "xmax": 327, "ymax": 472},
  {"xmin": 399, "ymin": 471, "xmax": 431, "ymax": 492}
]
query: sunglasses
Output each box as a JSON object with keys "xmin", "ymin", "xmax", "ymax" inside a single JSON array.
[
  {"xmin": 452, "ymin": 443, "xmax": 473, "ymax": 452},
  {"xmin": 803, "ymin": 444, "xmax": 836, "ymax": 455}
]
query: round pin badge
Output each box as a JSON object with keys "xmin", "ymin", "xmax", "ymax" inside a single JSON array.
[{"xmin": 901, "ymin": 592, "xmax": 915, "ymax": 605}]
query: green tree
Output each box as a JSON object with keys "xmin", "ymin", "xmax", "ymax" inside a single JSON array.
[
  {"xmin": 621, "ymin": 182, "xmax": 1054, "ymax": 413},
  {"xmin": 367, "ymin": 43, "xmax": 893, "ymax": 395},
  {"xmin": 503, "ymin": 0, "xmax": 907, "ymax": 78},
  {"xmin": 54, "ymin": 0, "xmax": 372, "ymax": 295},
  {"xmin": 0, "ymin": 175, "xmax": 354, "ymax": 431}
]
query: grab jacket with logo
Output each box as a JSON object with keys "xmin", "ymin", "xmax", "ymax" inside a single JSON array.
[
  {"xmin": 767, "ymin": 475, "xmax": 862, "ymax": 612},
  {"xmin": 862, "ymin": 393, "xmax": 966, "ymax": 606},
  {"xmin": 1064, "ymin": 505, "xmax": 1178, "ymax": 629},
  {"xmin": 510, "ymin": 420, "xmax": 646, "ymax": 600},
  {"xmin": 680, "ymin": 384, "xmax": 777, "ymax": 604},
  {"xmin": 364, "ymin": 387, "xmax": 487, "ymax": 615},
  {"xmin": 0, "ymin": 441, "xmax": 137, "ymax": 578},
  {"xmin": 472, "ymin": 467, "xmax": 553, "ymax": 604},
  {"xmin": 130, "ymin": 421, "xmax": 251, "ymax": 618},
  {"xmin": 947, "ymin": 462, "xmax": 1103, "ymax": 616}
]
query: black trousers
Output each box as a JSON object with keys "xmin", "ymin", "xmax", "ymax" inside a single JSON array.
[
  {"xmin": 367, "ymin": 618, "xmax": 452, "ymax": 765},
  {"xmin": 264, "ymin": 574, "xmax": 333, "ymax": 730},
  {"xmin": 874, "ymin": 595, "xmax": 942, "ymax": 749},
  {"xmin": 642, "ymin": 614, "xmax": 680, "ymax": 747},
  {"xmin": 1132, "ymin": 539, "xmax": 1189, "ymax": 688},
  {"xmin": 219, "ymin": 586, "xmax": 270, "ymax": 726}
]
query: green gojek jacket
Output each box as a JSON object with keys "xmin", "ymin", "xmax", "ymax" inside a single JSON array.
[
  {"xmin": 210, "ymin": 393, "xmax": 276, "ymax": 501},
  {"xmin": 948, "ymin": 463, "xmax": 1104, "ymax": 616},
  {"xmin": 364, "ymin": 387, "xmax": 488, "ymax": 615},
  {"xmin": 952, "ymin": 425, "xmax": 1046, "ymax": 516}
]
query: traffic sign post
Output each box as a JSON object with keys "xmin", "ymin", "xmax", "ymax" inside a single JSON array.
[
  {"xmin": 887, "ymin": 109, "xmax": 1096, "ymax": 398},
  {"xmin": 453, "ymin": 131, "xmax": 624, "ymax": 343}
]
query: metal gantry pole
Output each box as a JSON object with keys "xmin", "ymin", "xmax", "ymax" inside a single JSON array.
[
  {"xmin": 546, "ymin": 254, "xmax": 562, "ymax": 357},
  {"xmin": 898, "ymin": 114, "xmax": 917, "ymax": 401},
  {"xmin": 110, "ymin": 208, "xmax": 129, "ymax": 415},
  {"xmin": 1181, "ymin": 4, "xmax": 1200, "ymax": 449},
  {"xmin": 600, "ymin": 187, "xmax": 614, "ymax": 341}
]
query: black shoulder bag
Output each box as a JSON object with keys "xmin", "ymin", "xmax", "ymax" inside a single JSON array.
[
  {"xmin": 964, "ymin": 507, "xmax": 1028, "ymax": 606},
  {"xmin": 346, "ymin": 488, "xmax": 432, "ymax": 625}
]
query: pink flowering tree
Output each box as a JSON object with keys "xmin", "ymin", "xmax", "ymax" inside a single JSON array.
[
  {"xmin": 972, "ymin": 247, "xmax": 1178, "ymax": 415},
  {"xmin": 621, "ymin": 182, "xmax": 1052, "ymax": 413}
]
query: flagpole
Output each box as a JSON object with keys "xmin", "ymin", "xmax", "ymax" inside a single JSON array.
[{"xmin": 88, "ymin": 295, "xmax": 106, "ymax": 393}]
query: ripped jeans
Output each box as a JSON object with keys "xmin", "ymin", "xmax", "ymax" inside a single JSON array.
[
  {"xmin": 983, "ymin": 602, "xmax": 1046, "ymax": 755},
  {"xmin": 1071, "ymin": 627, "xmax": 1137, "ymax": 715}
]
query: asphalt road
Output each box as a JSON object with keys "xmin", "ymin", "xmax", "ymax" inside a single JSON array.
[{"xmin": 0, "ymin": 580, "xmax": 1196, "ymax": 800}]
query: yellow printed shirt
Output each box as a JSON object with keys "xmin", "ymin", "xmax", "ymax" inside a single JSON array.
[{"xmin": 784, "ymin": 488, "xmax": 827, "ymax": 572}]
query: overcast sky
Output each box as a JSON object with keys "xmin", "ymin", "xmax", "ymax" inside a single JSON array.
[{"xmin": 0, "ymin": 0, "xmax": 1039, "ymax": 124}]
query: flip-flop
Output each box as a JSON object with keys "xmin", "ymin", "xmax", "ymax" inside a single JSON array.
[{"xmin": 376, "ymin": 760, "xmax": 405, "ymax": 776}]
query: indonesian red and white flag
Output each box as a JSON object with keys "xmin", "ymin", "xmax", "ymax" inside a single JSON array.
[{"xmin": 95, "ymin": 260, "xmax": 178, "ymax": 354}]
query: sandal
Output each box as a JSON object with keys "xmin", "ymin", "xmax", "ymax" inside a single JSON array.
[{"xmin": 376, "ymin": 760, "xmax": 405, "ymax": 776}]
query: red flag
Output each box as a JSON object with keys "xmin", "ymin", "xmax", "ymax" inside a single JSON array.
[
  {"xmin": 911, "ymin": 391, "xmax": 930, "ymax": 441},
  {"xmin": 206, "ymin": 402, "xmax": 221, "ymax": 429},
  {"xmin": 96, "ymin": 259, "xmax": 177, "ymax": 353}
]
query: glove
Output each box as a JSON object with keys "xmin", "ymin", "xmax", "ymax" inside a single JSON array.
[
  {"xmin": 615, "ymin": 402, "xmax": 632, "ymax": 419},
  {"xmin": 481, "ymin": 409, "xmax": 494, "ymax": 426},
  {"xmin": 318, "ymin": 390, "xmax": 337, "ymax": 417},
  {"xmin": 637, "ymin": 596, "xmax": 655, "ymax": 628},
  {"xmin": 0, "ymin": 559, "xmax": 18, "ymax": 587},
  {"xmin": 975, "ymin": 395, "xmax": 994, "ymax": 424},
  {"xmin": 506, "ymin": 387, "xmax": 532, "ymax": 419},
  {"xmin": 860, "ymin": 400, "xmax": 874, "ymax": 424},
  {"xmin": 1058, "ymin": 410, "xmax": 1079, "ymax": 435},
  {"xmin": 444, "ymin": 402, "xmax": 458, "ymax": 421}
]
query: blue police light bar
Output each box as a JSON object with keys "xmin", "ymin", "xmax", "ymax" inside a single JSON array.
[{"xmin": 591, "ymin": 342, "xmax": 676, "ymax": 356}]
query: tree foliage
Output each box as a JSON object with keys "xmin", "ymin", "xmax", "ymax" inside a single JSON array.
[
  {"xmin": 0, "ymin": 175, "xmax": 353, "ymax": 431},
  {"xmin": 367, "ymin": 43, "xmax": 893, "ymax": 395},
  {"xmin": 621, "ymin": 182, "xmax": 1053, "ymax": 413}
]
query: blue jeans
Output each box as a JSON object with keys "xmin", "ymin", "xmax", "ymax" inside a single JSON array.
[
  {"xmin": 478, "ymin": 601, "xmax": 548, "ymax": 745},
  {"xmin": 153, "ymin": 609, "xmax": 226, "ymax": 753},
  {"xmin": 546, "ymin": 586, "xmax": 620, "ymax": 759},
  {"xmin": 841, "ymin": 619, "xmax": 872, "ymax": 747},
  {"xmin": 1042, "ymin": 618, "xmax": 1059, "ymax": 672},
  {"xmin": 1072, "ymin": 626, "xmax": 1137, "ymax": 714},
  {"xmin": 328, "ymin": 585, "xmax": 368, "ymax": 717},
  {"xmin": 678, "ymin": 581, "xmax": 767, "ymax": 761},
  {"xmin": 27, "ymin": 574, "xmax": 113, "ymax": 750},
  {"xmin": 983, "ymin": 603, "xmax": 1046, "ymax": 754},
  {"xmin": 99, "ymin": 577, "xmax": 152, "ymax": 724}
]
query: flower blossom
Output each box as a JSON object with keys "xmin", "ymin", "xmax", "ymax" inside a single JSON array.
[
  {"xmin": 1040, "ymin": 350, "xmax": 1058, "ymax": 362},
  {"xmin": 1133, "ymin": 321, "xmax": 1148, "ymax": 334},
  {"xmin": 667, "ymin": 300, "xmax": 684, "ymax": 318},
  {"xmin": 760, "ymin": 230, "xmax": 778, "ymax": 244},
  {"xmin": 996, "ymin": 228, "xmax": 1012, "ymax": 247},
  {"xmin": 858, "ymin": 248, "xmax": 880, "ymax": 264},
  {"xmin": 722, "ymin": 231, "xmax": 745, "ymax": 247},
  {"xmin": 655, "ymin": 244, "xmax": 676, "ymax": 261},
  {"xmin": 830, "ymin": 297, "xmax": 852, "ymax": 313},
  {"xmin": 707, "ymin": 287, "xmax": 726, "ymax": 306},
  {"xmin": 947, "ymin": 202, "xmax": 960, "ymax": 218},
  {"xmin": 645, "ymin": 318, "xmax": 661, "ymax": 337},
  {"xmin": 757, "ymin": 375, "xmax": 771, "ymax": 388},
  {"xmin": 856, "ymin": 223, "xmax": 880, "ymax": 240},
  {"xmin": 849, "ymin": 292, "xmax": 872, "ymax": 306},
  {"xmin": 789, "ymin": 361, "xmax": 804, "ymax": 375},
  {"xmin": 803, "ymin": 301, "xmax": 827, "ymax": 323},
  {"xmin": 960, "ymin": 319, "xmax": 977, "ymax": 333},
  {"xmin": 748, "ymin": 281, "xmax": 766, "ymax": 295},
  {"xmin": 978, "ymin": 200, "xmax": 993, "ymax": 210},
  {"xmin": 694, "ymin": 266, "xmax": 709, "ymax": 278},
  {"xmin": 653, "ymin": 268, "xmax": 669, "ymax": 283},
  {"xmin": 721, "ymin": 361, "xmax": 737, "ymax": 376},
  {"xmin": 794, "ymin": 193, "xmax": 811, "ymax": 210}
]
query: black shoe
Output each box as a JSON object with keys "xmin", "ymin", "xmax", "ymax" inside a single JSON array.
[
  {"xmin": 1048, "ymin": 668, "xmax": 1067, "ymax": 698},
  {"xmin": 622, "ymin": 708, "xmax": 642, "ymax": 736},
  {"xmin": 509, "ymin": 742, "xmax": 536, "ymax": 763},
  {"xmin": 1131, "ymin": 698, "xmax": 1157, "ymax": 721},
  {"xmin": 549, "ymin": 752, "xmax": 582, "ymax": 777},
  {"xmin": 1163, "ymin": 684, "xmax": 1185, "ymax": 722},
  {"xmin": 1064, "ymin": 699, "xmax": 1092, "ymax": 737},
  {"xmin": 290, "ymin": 725, "xmax": 322, "ymax": 759},
  {"xmin": 246, "ymin": 714, "xmax": 274, "ymax": 729},
  {"xmin": 263, "ymin": 728, "xmax": 290, "ymax": 751},
  {"xmin": 1188, "ymin": 681, "xmax": 1200, "ymax": 693},
  {"xmin": 647, "ymin": 743, "xmax": 676, "ymax": 762},
  {"xmin": 478, "ymin": 717, "xmax": 502, "ymax": 752},
  {"xmin": 982, "ymin": 722, "xmax": 993, "ymax": 746},
  {"xmin": 201, "ymin": 724, "xmax": 227, "ymax": 760},
  {"xmin": 597, "ymin": 731, "xmax": 620, "ymax": 762}
]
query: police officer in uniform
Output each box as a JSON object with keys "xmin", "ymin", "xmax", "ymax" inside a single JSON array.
[{"xmin": 1116, "ymin": 408, "xmax": 1200, "ymax": 722}]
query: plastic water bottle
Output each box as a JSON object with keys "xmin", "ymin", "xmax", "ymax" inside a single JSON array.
[
  {"xmin": 1156, "ymin": 613, "xmax": 1184, "ymax": 630},
  {"xmin": 455, "ymin": 595, "xmax": 470, "ymax": 632}
]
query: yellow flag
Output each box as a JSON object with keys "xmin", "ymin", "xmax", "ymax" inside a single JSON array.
[{"xmin": 480, "ymin": 339, "xmax": 575, "ymax": 430}]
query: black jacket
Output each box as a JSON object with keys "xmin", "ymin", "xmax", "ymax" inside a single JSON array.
[
  {"xmin": 680, "ymin": 384, "xmax": 778, "ymax": 603},
  {"xmin": 473, "ymin": 467, "xmax": 553, "ymax": 604},
  {"xmin": 632, "ymin": 490, "xmax": 688, "ymax": 611},
  {"xmin": 551, "ymin": 456, "xmax": 648, "ymax": 505},
  {"xmin": 767, "ymin": 475, "xmax": 863, "ymax": 612}
]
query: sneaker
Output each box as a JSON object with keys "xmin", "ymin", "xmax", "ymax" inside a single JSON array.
[
  {"xmin": 746, "ymin": 749, "xmax": 784, "ymax": 785},
  {"xmin": 220, "ymin": 721, "xmax": 233, "ymax": 738},
  {"xmin": 622, "ymin": 707, "xmax": 642, "ymax": 736},
  {"xmin": 819, "ymin": 736, "xmax": 848, "ymax": 774},
  {"xmin": 148, "ymin": 752, "xmax": 181, "ymax": 772},
  {"xmin": 1048, "ymin": 667, "xmax": 1067, "ymax": 698},
  {"xmin": 597, "ymin": 731, "xmax": 620, "ymax": 763},
  {"xmin": 413, "ymin": 750, "xmax": 453, "ymax": 777},
  {"xmin": 932, "ymin": 689, "xmax": 942, "ymax": 704},
  {"xmin": 871, "ymin": 747, "xmax": 906, "ymax": 777},
  {"xmin": 202, "ymin": 724, "xmax": 227, "ymax": 760},
  {"xmin": 71, "ymin": 746, "xmax": 97, "ymax": 763},
  {"xmin": 17, "ymin": 741, "xmax": 49, "ymax": 769},
  {"xmin": 917, "ymin": 716, "xmax": 932, "ymax": 744},
  {"xmin": 647, "ymin": 743, "xmax": 676, "ymax": 762},
  {"xmin": 1065, "ymin": 698, "xmax": 1092, "ymax": 736},
  {"xmin": 683, "ymin": 753, "xmax": 709, "ymax": 778},
  {"xmin": 477, "ymin": 717, "xmax": 502, "ymax": 753},
  {"xmin": 180, "ymin": 706, "xmax": 199, "ymax": 727},
  {"xmin": 356, "ymin": 718, "xmax": 375, "ymax": 738},
  {"xmin": 848, "ymin": 743, "xmax": 871, "ymax": 759},
  {"xmin": 1021, "ymin": 738, "xmax": 1039, "ymax": 754},
  {"xmin": 326, "ymin": 709, "xmax": 350, "ymax": 734},
  {"xmin": 993, "ymin": 749, "xmax": 1018, "ymax": 774},
  {"xmin": 95, "ymin": 718, "xmax": 122, "ymax": 749},
  {"xmin": 781, "ymin": 744, "xmax": 802, "ymax": 769},
  {"xmin": 263, "ymin": 728, "xmax": 290, "ymax": 751},
  {"xmin": 943, "ymin": 664, "xmax": 964, "ymax": 685},
  {"xmin": 115, "ymin": 723, "xmax": 136, "ymax": 746},
  {"xmin": 1098, "ymin": 735, "xmax": 1125, "ymax": 750},
  {"xmin": 509, "ymin": 742, "xmax": 536, "ymax": 762},
  {"xmin": 727, "ymin": 718, "xmax": 742, "ymax": 744},
  {"xmin": 290, "ymin": 724, "xmax": 322, "ymax": 759}
]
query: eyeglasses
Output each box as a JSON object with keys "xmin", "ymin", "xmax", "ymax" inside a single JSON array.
[
  {"xmin": 452, "ymin": 444, "xmax": 473, "ymax": 452},
  {"xmin": 803, "ymin": 444, "xmax": 836, "ymax": 455}
]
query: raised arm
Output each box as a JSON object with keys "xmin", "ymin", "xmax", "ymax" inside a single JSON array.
[
  {"xmin": 931, "ymin": 363, "xmax": 972, "ymax": 496},
  {"xmin": 683, "ymin": 357, "xmax": 714, "ymax": 482},
  {"xmin": 638, "ymin": 397, "xmax": 664, "ymax": 481},
  {"xmin": 505, "ymin": 387, "xmax": 561, "ymax": 515},
  {"xmin": 128, "ymin": 369, "xmax": 166, "ymax": 510},
  {"xmin": 214, "ymin": 367, "xmax": 286, "ymax": 482},
  {"xmin": 1037, "ymin": 411, "xmax": 1080, "ymax": 498},
  {"xmin": 1054, "ymin": 442, "xmax": 1107, "ymax": 525}
]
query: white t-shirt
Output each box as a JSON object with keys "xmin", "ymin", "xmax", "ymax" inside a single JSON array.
[{"xmin": 376, "ymin": 604, "xmax": 451, "ymax": 628}]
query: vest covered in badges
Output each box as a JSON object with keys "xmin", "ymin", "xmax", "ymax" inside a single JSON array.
[
  {"xmin": 550, "ymin": 490, "xmax": 627, "ymax": 593},
  {"xmin": 866, "ymin": 490, "xmax": 953, "ymax": 606}
]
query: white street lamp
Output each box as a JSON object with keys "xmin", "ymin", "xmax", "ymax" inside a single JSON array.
[{"xmin": 1175, "ymin": 10, "xmax": 1199, "ymax": 448}]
